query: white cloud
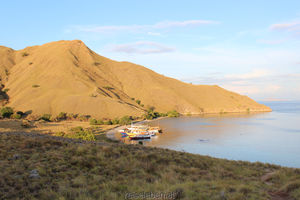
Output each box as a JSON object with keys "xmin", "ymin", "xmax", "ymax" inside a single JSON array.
[
  {"xmin": 182, "ymin": 70, "xmax": 300, "ymax": 100},
  {"xmin": 270, "ymin": 21, "xmax": 300, "ymax": 31},
  {"xmin": 270, "ymin": 20, "xmax": 300, "ymax": 38},
  {"xmin": 71, "ymin": 20, "xmax": 218, "ymax": 34},
  {"xmin": 108, "ymin": 41, "xmax": 175, "ymax": 54}
]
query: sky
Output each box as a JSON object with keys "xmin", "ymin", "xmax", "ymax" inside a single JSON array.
[{"xmin": 1, "ymin": 0, "xmax": 300, "ymax": 101}]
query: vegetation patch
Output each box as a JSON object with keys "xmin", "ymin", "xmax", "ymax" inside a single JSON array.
[
  {"xmin": 22, "ymin": 52, "xmax": 29, "ymax": 57},
  {"xmin": 167, "ymin": 110, "xmax": 180, "ymax": 117},
  {"xmin": 0, "ymin": 133, "xmax": 299, "ymax": 200},
  {"xmin": 0, "ymin": 107, "xmax": 14, "ymax": 118},
  {"xmin": 40, "ymin": 114, "xmax": 51, "ymax": 122},
  {"xmin": 103, "ymin": 86, "xmax": 114, "ymax": 90}
]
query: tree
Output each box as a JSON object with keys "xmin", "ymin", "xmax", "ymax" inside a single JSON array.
[{"xmin": 0, "ymin": 107, "xmax": 14, "ymax": 118}]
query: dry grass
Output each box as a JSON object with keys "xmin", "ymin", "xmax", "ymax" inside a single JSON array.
[
  {"xmin": 0, "ymin": 119, "xmax": 117, "ymax": 135},
  {"xmin": 0, "ymin": 132, "xmax": 299, "ymax": 200}
]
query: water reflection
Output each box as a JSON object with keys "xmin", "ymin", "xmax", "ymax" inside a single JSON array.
[{"xmin": 136, "ymin": 111, "xmax": 300, "ymax": 168}]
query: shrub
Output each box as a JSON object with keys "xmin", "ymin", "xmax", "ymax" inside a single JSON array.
[
  {"xmin": 54, "ymin": 132, "xmax": 65, "ymax": 137},
  {"xmin": 16, "ymin": 111, "xmax": 24, "ymax": 116},
  {"xmin": 119, "ymin": 116, "xmax": 133, "ymax": 125},
  {"xmin": 89, "ymin": 118, "xmax": 104, "ymax": 125},
  {"xmin": 96, "ymin": 119, "xmax": 104, "ymax": 125},
  {"xmin": 131, "ymin": 97, "xmax": 135, "ymax": 100},
  {"xmin": 104, "ymin": 120, "xmax": 113, "ymax": 125},
  {"xmin": 103, "ymin": 86, "xmax": 114, "ymax": 90},
  {"xmin": 136, "ymin": 99, "xmax": 141, "ymax": 105},
  {"xmin": 144, "ymin": 107, "xmax": 161, "ymax": 120},
  {"xmin": 0, "ymin": 107, "xmax": 14, "ymax": 118},
  {"xmin": 159, "ymin": 112, "xmax": 167, "ymax": 117},
  {"xmin": 74, "ymin": 130, "xmax": 95, "ymax": 141},
  {"xmin": 94, "ymin": 62, "xmax": 101, "ymax": 66},
  {"xmin": 57, "ymin": 112, "xmax": 67, "ymax": 121},
  {"xmin": 32, "ymin": 84, "xmax": 40, "ymax": 88},
  {"xmin": 12, "ymin": 113, "xmax": 22, "ymax": 119},
  {"xmin": 167, "ymin": 110, "xmax": 180, "ymax": 118},
  {"xmin": 67, "ymin": 113, "xmax": 78, "ymax": 120},
  {"xmin": 3, "ymin": 88, "xmax": 9, "ymax": 93},
  {"xmin": 69, "ymin": 126, "xmax": 95, "ymax": 141},
  {"xmin": 40, "ymin": 114, "xmax": 51, "ymax": 121},
  {"xmin": 89, "ymin": 118, "xmax": 98, "ymax": 125},
  {"xmin": 78, "ymin": 115, "xmax": 90, "ymax": 121},
  {"xmin": 22, "ymin": 52, "xmax": 29, "ymax": 57},
  {"xmin": 111, "ymin": 118, "xmax": 120, "ymax": 125},
  {"xmin": 70, "ymin": 126, "xmax": 84, "ymax": 133}
]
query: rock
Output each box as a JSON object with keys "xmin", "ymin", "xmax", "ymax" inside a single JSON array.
[
  {"xmin": 12, "ymin": 154, "xmax": 20, "ymax": 160},
  {"xmin": 29, "ymin": 169, "xmax": 40, "ymax": 179},
  {"xmin": 261, "ymin": 171, "xmax": 277, "ymax": 182},
  {"xmin": 220, "ymin": 190, "xmax": 227, "ymax": 200},
  {"xmin": 21, "ymin": 120, "xmax": 32, "ymax": 128}
]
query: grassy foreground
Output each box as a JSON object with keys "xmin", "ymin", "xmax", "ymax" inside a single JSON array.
[{"xmin": 0, "ymin": 132, "xmax": 300, "ymax": 200}]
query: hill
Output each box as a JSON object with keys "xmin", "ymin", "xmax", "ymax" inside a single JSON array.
[{"xmin": 0, "ymin": 40, "xmax": 271, "ymax": 118}]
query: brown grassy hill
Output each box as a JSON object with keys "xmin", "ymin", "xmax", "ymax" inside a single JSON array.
[{"xmin": 0, "ymin": 40, "xmax": 271, "ymax": 118}]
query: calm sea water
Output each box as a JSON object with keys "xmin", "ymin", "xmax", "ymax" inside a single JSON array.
[{"xmin": 142, "ymin": 101, "xmax": 300, "ymax": 168}]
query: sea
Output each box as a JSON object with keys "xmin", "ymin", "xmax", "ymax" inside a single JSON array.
[{"xmin": 141, "ymin": 101, "xmax": 300, "ymax": 168}]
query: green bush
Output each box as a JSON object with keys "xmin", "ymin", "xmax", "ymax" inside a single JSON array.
[
  {"xmin": 119, "ymin": 116, "xmax": 133, "ymax": 125},
  {"xmin": 103, "ymin": 86, "xmax": 114, "ymax": 90},
  {"xmin": 32, "ymin": 84, "xmax": 40, "ymax": 88},
  {"xmin": 159, "ymin": 112, "xmax": 167, "ymax": 117},
  {"xmin": 73, "ymin": 130, "xmax": 95, "ymax": 141},
  {"xmin": 96, "ymin": 120, "xmax": 104, "ymax": 125},
  {"xmin": 89, "ymin": 118, "xmax": 98, "ymax": 125},
  {"xmin": 111, "ymin": 118, "xmax": 120, "ymax": 125},
  {"xmin": 40, "ymin": 114, "xmax": 52, "ymax": 121},
  {"xmin": 69, "ymin": 127, "xmax": 95, "ymax": 141},
  {"xmin": 67, "ymin": 113, "xmax": 78, "ymax": 120},
  {"xmin": 12, "ymin": 113, "xmax": 22, "ymax": 119},
  {"xmin": 78, "ymin": 115, "xmax": 90, "ymax": 121},
  {"xmin": 104, "ymin": 120, "xmax": 113, "ymax": 125},
  {"xmin": 70, "ymin": 126, "xmax": 84, "ymax": 132},
  {"xmin": 144, "ymin": 106, "xmax": 161, "ymax": 120},
  {"xmin": 0, "ymin": 107, "xmax": 14, "ymax": 118},
  {"xmin": 57, "ymin": 112, "xmax": 67, "ymax": 121},
  {"xmin": 89, "ymin": 118, "xmax": 104, "ymax": 125},
  {"xmin": 54, "ymin": 132, "xmax": 66, "ymax": 137},
  {"xmin": 136, "ymin": 99, "xmax": 141, "ymax": 105},
  {"xmin": 22, "ymin": 52, "xmax": 29, "ymax": 57},
  {"xmin": 167, "ymin": 110, "xmax": 180, "ymax": 118},
  {"xmin": 16, "ymin": 111, "xmax": 24, "ymax": 116}
]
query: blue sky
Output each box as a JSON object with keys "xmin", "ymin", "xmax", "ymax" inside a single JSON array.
[{"xmin": 1, "ymin": 0, "xmax": 300, "ymax": 100}]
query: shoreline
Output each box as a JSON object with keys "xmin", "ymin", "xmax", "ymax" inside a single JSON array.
[{"xmin": 105, "ymin": 110, "xmax": 271, "ymax": 141}]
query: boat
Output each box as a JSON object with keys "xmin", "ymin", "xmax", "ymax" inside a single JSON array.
[
  {"xmin": 118, "ymin": 124, "xmax": 161, "ymax": 140},
  {"xmin": 129, "ymin": 134, "xmax": 151, "ymax": 140}
]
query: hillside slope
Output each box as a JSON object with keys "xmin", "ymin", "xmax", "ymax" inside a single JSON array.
[{"xmin": 0, "ymin": 40, "xmax": 271, "ymax": 118}]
